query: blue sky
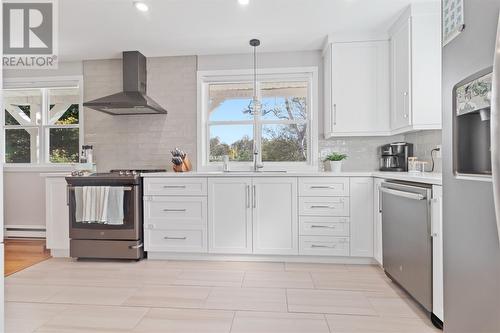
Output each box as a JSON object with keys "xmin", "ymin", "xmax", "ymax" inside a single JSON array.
[{"xmin": 210, "ymin": 97, "xmax": 285, "ymax": 144}]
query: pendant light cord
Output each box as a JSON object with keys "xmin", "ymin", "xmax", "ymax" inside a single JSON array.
[{"xmin": 253, "ymin": 45, "xmax": 257, "ymax": 102}]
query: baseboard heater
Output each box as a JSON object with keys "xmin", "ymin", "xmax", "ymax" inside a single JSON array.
[{"xmin": 5, "ymin": 225, "xmax": 46, "ymax": 239}]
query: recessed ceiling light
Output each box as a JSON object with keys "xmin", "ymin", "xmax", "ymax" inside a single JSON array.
[
  {"xmin": 238, "ymin": 0, "xmax": 250, "ymax": 6},
  {"xmin": 133, "ymin": 1, "xmax": 149, "ymax": 12}
]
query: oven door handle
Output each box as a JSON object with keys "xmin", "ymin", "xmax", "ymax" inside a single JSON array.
[
  {"xmin": 129, "ymin": 243, "xmax": 143, "ymax": 249},
  {"xmin": 67, "ymin": 186, "xmax": 134, "ymax": 191}
]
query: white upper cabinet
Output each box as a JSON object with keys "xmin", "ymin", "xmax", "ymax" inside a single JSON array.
[
  {"xmin": 252, "ymin": 178, "xmax": 298, "ymax": 255},
  {"xmin": 389, "ymin": 3, "xmax": 442, "ymax": 134},
  {"xmin": 323, "ymin": 38, "xmax": 390, "ymax": 137}
]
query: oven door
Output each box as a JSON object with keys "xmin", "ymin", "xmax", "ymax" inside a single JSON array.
[{"xmin": 68, "ymin": 185, "xmax": 141, "ymax": 240}]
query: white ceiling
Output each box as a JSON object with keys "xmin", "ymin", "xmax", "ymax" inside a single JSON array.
[{"xmin": 59, "ymin": 0, "xmax": 434, "ymax": 61}]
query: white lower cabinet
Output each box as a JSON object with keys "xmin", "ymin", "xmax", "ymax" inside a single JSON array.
[
  {"xmin": 208, "ymin": 177, "xmax": 298, "ymax": 255},
  {"xmin": 349, "ymin": 177, "xmax": 374, "ymax": 258},
  {"xmin": 144, "ymin": 176, "xmax": 389, "ymax": 260},
  {"xmin": 299, "ymin": 236, "xmax": 350, "ymax": 256},
  {"xmin": 252, "ymin": 178, "xmax": 298, "ymax": 255},
  {"xmin": 144, "ymin": 178, "xmax": 208, "ymax": 253},
  {"xmin": 208, "ymin": 178, "xmax": 252, "ymax": 254},
  {"xmin": 45, "ymin": 175, "xmax": 70, "ymax": 257},
  {"xmin": 373, "ymin": 178, "xmax": 384, "ymax": 265}
]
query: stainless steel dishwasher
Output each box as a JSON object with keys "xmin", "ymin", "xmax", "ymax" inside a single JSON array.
[{"xmin": 380, "ymin": 181, "xmax": 432, "ymax": 313}]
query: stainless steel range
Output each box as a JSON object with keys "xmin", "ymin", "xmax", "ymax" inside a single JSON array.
[{"xmin": 66, "ymin": 169, "xmax": 165, "ymax": 260}]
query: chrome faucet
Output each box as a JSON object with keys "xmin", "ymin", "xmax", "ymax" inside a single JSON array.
[{"xmin": 253, "ymin": 150, "xmax": 264, "ymax": 172}]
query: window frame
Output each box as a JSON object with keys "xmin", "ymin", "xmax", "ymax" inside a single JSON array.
[
  {"xmin": 197, "ymin": 67, "xmax": 318, "ymax": 171},
  {"xmin": 3, "ymin": 76, "xmax": 84, "ymax": 169}
]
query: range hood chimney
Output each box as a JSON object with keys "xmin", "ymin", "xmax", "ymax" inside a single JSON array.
[{"xmin": 83, "ymin": 51, "xmax": 168, "ymax": 115}]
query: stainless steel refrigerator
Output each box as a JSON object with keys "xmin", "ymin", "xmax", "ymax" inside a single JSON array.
[{"xmin": 443, "ymin": 1, "xmax": 500, "ymax": 332}]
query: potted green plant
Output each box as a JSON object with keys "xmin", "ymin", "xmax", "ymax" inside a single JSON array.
[{"xmin": 324, "ymin": 152, "xmax": 348, "ymax": 173}]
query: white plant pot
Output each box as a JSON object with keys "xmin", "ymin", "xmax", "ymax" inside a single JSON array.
[{"xmin": 326, "ymin": 161, "xmax": 343, "ymax": 173}]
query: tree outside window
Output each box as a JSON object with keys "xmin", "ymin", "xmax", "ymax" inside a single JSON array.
[{"xmin": 4, "ymin": 85, "xmax": 81, "ymax": 164}]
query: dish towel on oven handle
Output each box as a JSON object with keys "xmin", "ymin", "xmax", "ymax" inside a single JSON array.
[{"xmin": 74, "ymin": 186, "xmax": 124, "ymax": 225}]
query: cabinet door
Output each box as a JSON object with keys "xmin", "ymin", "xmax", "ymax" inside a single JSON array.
[
  {"xmin": 373, "ymin": 178, "xmax": 384, "ymax": 265},
  {"xmin": 253, "ymin": 178, "xmax": 298, "ymax": 255},
  {"xmin": 327, "ymin": 41, "xmax": 390, "ymax": 136},
  {"xmin": 45, "ymin": 177, "xmax": 70, "ymax": 254},
  {"xmin": 432, "ymin": 185, "xmax": 443, "ymax": 321},
  {"xmin": 350, "ymin": 177, "xmax": 374, "ymax": 257},
  {"xmin": 208, "ymin": 178, "xmax": 252, "ymax": 254},
  {"xmin": 391, "ymin": 18, "xmax": 412, "ymax": 131}
]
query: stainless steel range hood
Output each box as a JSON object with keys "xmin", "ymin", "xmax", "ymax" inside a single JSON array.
[{"xmin": 83, "ymin": 51, "xmax": 167, "ymax": 115}]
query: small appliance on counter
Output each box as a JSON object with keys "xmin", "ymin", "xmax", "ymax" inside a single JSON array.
[{"xmin": 379, "ymin": 142, "xmax": 413, "ymax": 172}]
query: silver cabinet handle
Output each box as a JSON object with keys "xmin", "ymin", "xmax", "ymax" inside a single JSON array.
[
  {"xmin": 378, "ymin": 185, "xmax": 383, "ymax": 213},
  {"xmin": 333, "ymin": 103, "xmax": 337, "ymax": 126},
  {"xmin": 311, "ymin": 244, "xmax": 337, "ymax": 249},
  {"xmin": 253, "ymin": 185, "xmax": 256, "ymax": 208},
  {"xmin": 129, "ymin": 243, "xmax": 143, "ymax": 249},
  {"xmin": 311, "ymin": 225, "xmax": 337, "ymax": 229},
  {"xmin": 403, "ymin": 92, "xmax": 409, "ymax": 119},
  {"xmin": 380, "ymin": 187, "xmax": 426, "ymax": 200},
  {"xmin": 310, "ymin": 205, "xmax": 332, "ymax": 209},
  {"xmin": 163, "ymin": 208, "xmax": 187, "ymax": 212},
  {"xmin": 164, "ymin": 236, "xmax": 187, "ymax": 240},
  {"xmin": 310, "ymin": 186, "xmax": 336, "ymax": 189},
  {"xmin": 163, "ymin": 185, "xmax": 186, "ymax": 188},
  {"xmin": 246, "ymin": 185, "xmax": 250, "ymax": 208}
]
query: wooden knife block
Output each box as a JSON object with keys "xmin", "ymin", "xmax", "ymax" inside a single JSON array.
[{"xmin": 173, "ymin": 156, "xmax": 192, "ymax": 172}]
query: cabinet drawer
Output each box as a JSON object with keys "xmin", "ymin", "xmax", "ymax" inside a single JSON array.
[
  {"xmin": 299, "ymin": 177, "xmax": 349, "ymax": 196},
  {"xmin": 144, "ymin": 178, "xmax": 207, "ymax": 196},
  {"xmin": 299, "ymin": 197, "xmax": 349, "ymax": 216},
  {"xmin": 299, "ymin": 216, "xmax": 349, "ymax": 236},
  {"xmin": 145, "ymin": 229, "xmax": 206, "ymax": 252},
  {"xmin": 299, "ymin": 236, "xmax": 349, "ymax": 256},
  {"xmin": 144, "ymin": 197, "xmax": 207, "ymax": 227}
]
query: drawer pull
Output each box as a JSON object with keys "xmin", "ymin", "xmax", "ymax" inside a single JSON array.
[
  {"xmin": 311, "ymin": 244, "xmax": 337, "ymax": 249},
  {"xmin": 163, "ymin": 208, "xmax": 187, "ymax": 212},
  {"xmin": 310, "ymin": 186, "xmax": 336, "ymax": 189},
  {"xmin": 164, "ymin": 236, "xmax": 187, "ymax": 240},
  {"xmin": 310, "ymin": 205, "xmax": 333, "ymax": 209},
  {"xmin": 311, "ymin": 225, "xmax": 337, "ymax": 229},
  {"xmin": 163, "ymin": 185, "xmax": 186, "ymax": 189}
]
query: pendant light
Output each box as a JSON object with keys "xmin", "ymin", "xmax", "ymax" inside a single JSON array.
[{"xmin": 250, "ymin": 38, "xmax": 261, "ymax": 115}]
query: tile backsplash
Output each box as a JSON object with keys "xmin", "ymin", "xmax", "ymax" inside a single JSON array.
[
  {"xmin": 319, "ymin": 130, "xmax": 442, "ymax": 172},
  {"xmin": 404, "ymin": 130, "xmax": 442, "ymax": 172}
]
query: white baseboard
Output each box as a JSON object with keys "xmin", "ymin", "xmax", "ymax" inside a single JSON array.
[
  {"xmin": 5, "ymin": 224, "xmax": 46, "ymax": 239},
  {"xmin": 146, "ymin": 252, "xmax": 376, "ymax": 264}
]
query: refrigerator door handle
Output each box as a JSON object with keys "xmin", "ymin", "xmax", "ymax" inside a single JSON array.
[{"xmin": 491, "ymin": 13, "xmax": 500, "ymax": 244}]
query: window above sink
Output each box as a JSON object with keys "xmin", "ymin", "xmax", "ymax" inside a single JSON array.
[{"xmin": 197, "ymin": 68, "xmax": 318, "ymax": 172}]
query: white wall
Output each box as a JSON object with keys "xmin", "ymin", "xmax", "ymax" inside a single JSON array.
[
  {"xmin": 3, "ymin": 61, "xmax": 83, "ymax": 79},
  {"xmin": 4, "ymin": 172, "xmax": 47, "ymax": 228}
]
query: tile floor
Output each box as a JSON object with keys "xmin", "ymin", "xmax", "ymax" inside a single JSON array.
[{"xmin": 5, "ymin": 258, "xmax": 440, "ymax": 333}]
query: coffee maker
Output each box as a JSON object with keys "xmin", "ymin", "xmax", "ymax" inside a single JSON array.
[{"xmin": 379, "ymin": 142, "xmax": 413, "ymax": 172}]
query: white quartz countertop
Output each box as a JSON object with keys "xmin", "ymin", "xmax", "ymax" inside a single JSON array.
[
  {"xmin": 372, "ymin": 172, "xmax": 442, "ymax": 186},
  {"xmin": 142, "ymin": 171, "xmax": 442, "ymax": 185}
]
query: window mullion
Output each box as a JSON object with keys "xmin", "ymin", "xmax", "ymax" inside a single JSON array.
[{"xmin": 40, "ymin": 88, "xmax": 48, "ymax": 164}]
